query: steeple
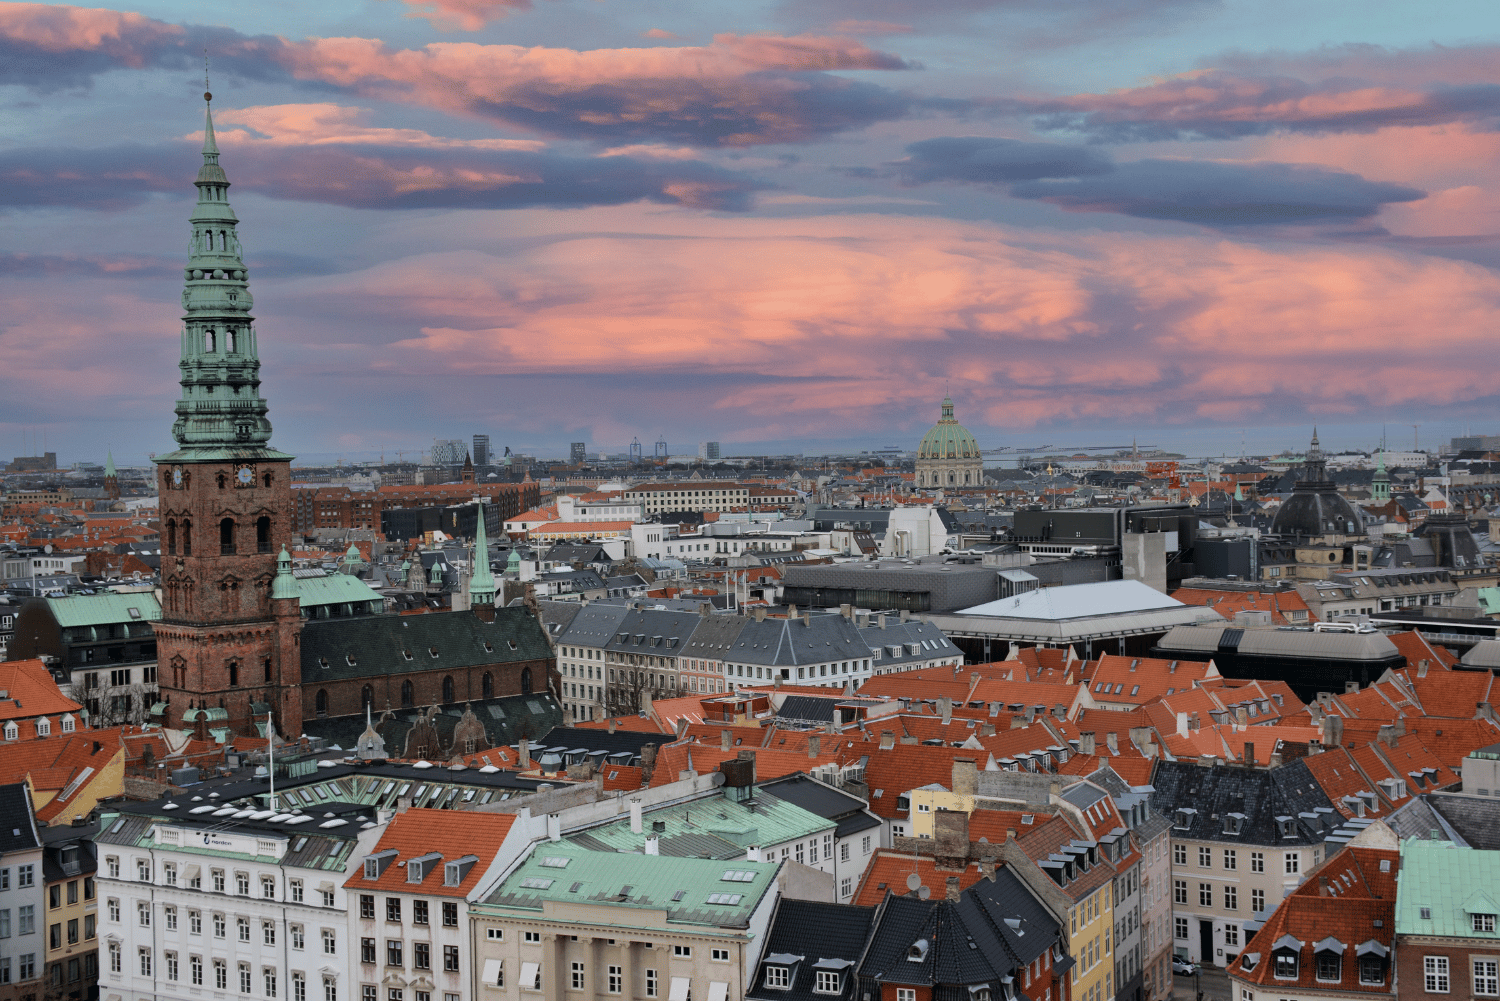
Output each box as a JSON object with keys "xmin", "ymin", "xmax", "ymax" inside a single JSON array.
[
  {"xmin": 1302, "ymin": 427, "xmax": 1328, "ymax": 484},
  {"xmin": 469, "ymin": 501, "xmax": 496, "ymax": 610},
  {"xmin": 161, "ymin": 85, "xmax": 288, "ymax": 457},
  {"xmin": 104, "ymin": 451, "xmax": 116, "ymax": 478},
  {"xmin": 103, "ymin": 450, "xmax": 120, "ymax": 500},
  {"xmin": 940, "ymin": 396, "xmax": 956, "ymax": 422},
  {"xmin": 1373, "ymin": 449, "xmax": 1390, "ymax": 502}
]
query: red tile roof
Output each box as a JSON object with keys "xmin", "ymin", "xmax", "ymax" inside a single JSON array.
[
  {"xmin": 342, "ymin": 807, "xmax": 516, "ymax": 898},
  {"xmin": 852, "ymin": 850, "xmax": 989, "ymax": 907},
  {"xmin": 0, "ymin": 660, "xmax": 82, "ymax": 724}
]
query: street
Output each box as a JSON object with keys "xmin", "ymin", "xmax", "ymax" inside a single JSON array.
[{"xmin": 1173, "ymin": 964, "xmax": 1232, "ymax": 1001}]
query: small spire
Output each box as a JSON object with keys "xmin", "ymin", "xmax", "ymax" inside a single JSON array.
[
  {"xmin": 104, "ymin": 450, "xmax": 116, "ymax": 478},
  {"xmin": 202, "ymin": 50, "xmax": 219, "ymax": 156}
]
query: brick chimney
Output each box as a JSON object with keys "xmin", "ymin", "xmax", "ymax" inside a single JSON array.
[
  {"xmin": 945, "ymin": 876, "xmax": 961, "ymax": 902},
  {"xmin": 952, "ymin": 758, "xmax": 977, "ymax": 797}
]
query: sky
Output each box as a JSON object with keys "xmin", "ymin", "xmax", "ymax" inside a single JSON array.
[{"xmin": 3, "ymin": 0, "xmax": 1500, "ymax": 466}]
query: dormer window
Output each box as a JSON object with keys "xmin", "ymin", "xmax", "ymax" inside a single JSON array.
[
  {"xmin": 407, "ymin": 852, "xmax": 442, "ymax": 884},
  {"xmin": 1314, "ymin": 939, "xmax": 1344, "ymax": 982},
  {"xmin": 1474, "ymin": 914, "xmax": 1497, "ymax": 933},
  {"xmin": 1174, "ymin": 808, "xmax": 1196, "ymax": 830},
  {"xmin": 814, "ymin": 971, "xmax": 842, "ymax": 994},
  {"xmin": 445, "ymin": 855, "xmax": 478, "ymax": 887},
  {"xmin": 908, "ymin": 939, "xmax": 929, "ymax": 963},
  {"xmin": 363, "ymin": 850, "xmax": 397, "ymax": 881},
  {"xmin": 764, "ymin": 967, "xmax": 791, "ymax": 990}
]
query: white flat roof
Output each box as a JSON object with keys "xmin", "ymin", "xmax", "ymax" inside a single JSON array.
[{"xmin": 956, "ymin": 579, "xmax": 1184, "ymax": 620}]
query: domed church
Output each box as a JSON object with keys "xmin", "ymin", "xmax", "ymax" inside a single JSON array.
[{"xmin": 915, "ymin": 397, "xmax": 984, "ymax": 488}]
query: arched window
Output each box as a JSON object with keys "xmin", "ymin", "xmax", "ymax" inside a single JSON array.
[
  {"xmin": 482, "ymin": 672, "xmax": 493, "ymax": 699},
  {"xmin": 361, "ymin": 685, "xmax": 373, "ymax": 709},
  {"xmin": 263, "ymin": 658, "xmax": 272, "ymax": 683},
  {"xmin": 315, "ymin": 690, "xmax": 328, "ymax": 717},
  {"xmin": 228, "ymin": 661, "xmax": 239, "ymax": 687},
  {"xmin": 401, "ymin": 680, "xmax": 413, "ymax": 708},
  {"xmin": 225, "ymin": 328, "xmax": 236, "ymax": 352},
  {"xmin": 182, "ymin": 520, "xmax": 192, "ymax": 556},
  {"xmin": 256, "ymin": 517, "xmax": 271, "ymax": 554},
  {"xmin": 166, "ymin": 520, "xmax": 177, "ymax": 555},
  {"xmin": 521, "ymin": 667, "xmax": 533, "ymax": 695},
  {"xmin": 262, "ymin": 472, "xmax": 272, "ymax": 489},
  {"xmin": 442, "ymin": 676, "xmax": 455, "ymax": 704},
  {"xmin": 948, "ymin": 472, "xmax": 955, "ymax": 485},
  {"xmin": 204, "ymin": 328, "xmax": 215, "ymax": 352},
  {"xmin": 219, "ymin": 518, "xmax": 236, "ymax": 555},
  {"xmin": 216, "ymin": 472, "xmax": 226, "ymax": 489}
]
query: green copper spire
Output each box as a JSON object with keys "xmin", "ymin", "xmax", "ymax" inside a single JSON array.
[
  {"xmin": 1373, "ymin": 449, "xmax": 1390, "ymax": 502},
  {"xmin": 164, "ymin": 88, "xmax": 284, "ymax": 456},
  {"xmin": 104, "ymin": 451, "xmax": 116, "ymax": 477},
  {"xmin": 271, "ymin": 546, "xmax": 298, "ymax": 600},
  {"xmin": 469, "ymin": 502, "xmax": 496, "ymax": 607}
]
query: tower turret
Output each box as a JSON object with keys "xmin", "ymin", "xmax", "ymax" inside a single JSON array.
[{"xmin": 470, "ymin": 502, "xmax": 497, "ymax": 617}]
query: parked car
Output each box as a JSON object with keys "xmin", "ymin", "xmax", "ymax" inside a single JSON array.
[{"xmin": 1172, "ymin": 956, "xmax": 1198, "ymax": 976}]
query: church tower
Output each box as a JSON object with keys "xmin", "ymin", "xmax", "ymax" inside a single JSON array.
[
  {"xmin": 152, "ymin": 89, "xmax": 302, "ymax": 738},
  {"xmin": 103, "ymin": 451, "xmax": 120, "ymax": 501}
]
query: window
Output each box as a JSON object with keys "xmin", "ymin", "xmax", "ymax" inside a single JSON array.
[
  {"xmin": 898, "ymin": 990, "xmax": 916, "ymax": 1001},
  {"xmin": 164, "ymin": 862, "xmax": 178, "ymax": 886},
  {"xmin": 139, "ymin": 901, "xmax": 151, "ymax": 926},
  {"xmin": 1426, "ymin": 956, "xmax": 1450, "ymax": 993},
  {"xmin": 324, "ymin": 929, "xmax": 337, "ymax": 955},
  {"xmin": 646, "ymin": 969, "xmax": 659, "ymax": 998},
  {"xmin": 386, "ymin": 898, "xmax": 401, "ymax": 922},
  {"xmin": 841, "ymin": 877, "xmax": 852, "ymax": 898},
  {"xmin": 1175, "ymin": 918, "xmax": 1189, "ymax": 940},
  {"xmin": 840, "ymin": 843, "xmax": 851, "ymax": 862},
  {"xmin": 292, "ymin": 925, "xmax": 304, "ymax": 950},
  {"xmin": 360, "ymin": 894, "xmax": 375, "ymax": 919},
  {"xmin": 1200, "ymin": 883, "xmax": 1213, "ymax": 906},
  {"xmin": 442, "ymin": 902, "xmax": 458, "ymax": 927},
  {"xmin": 364, "ymin": 989, "xmax": 378, "ymax": 1001},
  {"xmin": 240, "ymin": 963, "xmax": 253, "ymax": 994},
  {"xmin": 1174, "ymin": 845, "xmax": 1186, "ymax": 865},
  {"xmin": 444, "ymin": 946, "xmax": 459, "ymax": 972},
  {"xmin": 711, "ymin": 949, "xmax": 729, "ymax": 962},
  {"xmin": 1316, "ymin": 953, "xmax": 1341, "ymax": 982},
  {"xmin": 1360, "ymin": 956, "xmax": 1384, "ymax": 985},
  {"xmin": 361, "ymin": 938, "xmax": 376, "ymax": 964},
  {"xmin": 1251, "ymin": 852, "xmax": 1265, "ymax": 873},
  {"xmin": 239, "ymin": 917, "xmax": 251, "ymax": 942},
  {"xmin": 215, "ymin": 913, "xmax": 227, "ymax": 938},
  {"xmin": 107, "ymin": 898, "xmax": 119, "ymax": 922},
  {"xmin": 609, "ymin": 966, "xmax": 623, "ymax": 994},
  {"xmin": 192, "ymin": 955, "xmax": 203, "ymax": 985},
  {"xmin": 413, "ymin": 900, "xmax": 428, "ymax": 926},
  {"xmin": 165, "ymin": 905, "xmax": 177, "ymax": 929},
  {"xmin": 294, "ymin": 973, "xmax": 306, "ymax": 1001},
  {"xmin": 266, "ymin": 968, "xmax": 279, "ymax": 997},
  {"xmin": 1252, "ymin": 889, "xmax": 1266, "ymax": 914},
  {"xmin": 216, "ymin": 960, "xmax": 228, "ymax": 990},
  {"xmin": 322, "ymin": 889, "xmax": 335, "ymax": 907},
  {"xmin": 263, "ymin": 876, "xmax": 277, "ymax": 899},
  {"xmin": 1475, "ymin": 959, "xmax": 1499, "ymax": 996},
  {"xmin": 265, "ymin": 921, "xmax": 277, "ymax": 946},
  {"xmin": 1225, "ymin": 886, "xmax": 1237, "ymax": 910},
  {"xmin": 1199, "ymin": 847, "xmax": 1212, "ymax": 867},
  {"xmin": 863, "ymin": 835, "xmax": 872, "ymax": 854},
  {"xmin": 140, "ymin": 948, "xmax": 153, "ymax": 977},
  {"xmin": 816, "ymin": 970, "xmax": 841, "ymax": 994},
  {"xmin": 572, "ymin": 962, "xmax": 586, "ymax": 990},
  {"xmin": 387, "ymin": 940, "xmax": 403, "ymax": 967},
  {"xmin": 1225, "ymin": 924, "xmax": 1239, "ymax": 947},
  {"xmin": 674, "ymin": 945, "xmax": 692, "ymax": 958},
  {"xmin": 1224, "ymin": 849, "xmax": 1237, "ymax": 870},
  {"xmin": 524, "ymin": 931, "xmax": 541, "ymax": 943},
  {"xmin": 1284, "ymin": 853, "xmax": 1300, "ymax": 874},
  {"xmin": 136, "ymin": 859, "xmax": 150, "ymax": 882},
  {"xmin": 1174, "ymin": 880, "xmax": 1187, "ymax": 905},
  {"xmin": 109, "ymin": 943, "xmax": 121, "ymax": 974},
  {"xmin": 413, "ymin": 943, "xmax": 430, "ymax": 970},
  {"xmin": 1476, "ymin": 914, "xmax": 1498, "ymax": 933},
  {"xmin": 1275, "ymin": 952, "xmax": 1299, "ymax": 979}
]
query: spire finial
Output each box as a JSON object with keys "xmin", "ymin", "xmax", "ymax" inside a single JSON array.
[{"xmin": 201, "ymin": 49, "xmax": 219, "ymax": 156}]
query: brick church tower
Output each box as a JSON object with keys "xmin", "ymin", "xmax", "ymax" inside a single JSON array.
[{"xmin": 152, "ymin": 90, "xmax": 302, "ymax": 739}]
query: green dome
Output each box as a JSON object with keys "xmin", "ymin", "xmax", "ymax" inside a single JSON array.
[{"xmin": 917, "ymin": 398, "xmax": 981, "ymax": 460}]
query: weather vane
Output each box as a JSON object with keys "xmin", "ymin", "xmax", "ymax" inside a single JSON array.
[{"xmin": 204, "ymin": 48, "xmax": 211, "ymax": 103}]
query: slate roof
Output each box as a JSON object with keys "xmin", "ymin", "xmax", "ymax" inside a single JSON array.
[
  {"xmin": 529, "ymin": 725, "xmax": 676, "ymax": 758},
  {"xmin": 758, "ymin": 772, "xmax": 882, "ymax": 838},
  {"xmin": 747, "ymin": 898, "xmax": 875, "ymax": 1001},
  {"xmin": 555, "ymin": 602, "xmax": 633, "ymax": 650},
  {"xmin": 727, "ymin": 613, "xmax": 873, "ymax": 668},
  {"xmin": 0, "ymin": 782, "xmax": 41, "ymax": 855},
  {"xmin": 776, "ymin": 695, "xmax": 839, "ymax": 724},
  {"xmin": 302, "ymin": 692, "xmax": 566, "ymax": 752},
  {"xmin": 1149, "ymin": 758, "xmax": 1337, "ymax": 846},
  {"xmin": 300, "ymin": 605, "xmax": 552, "ymax": 684},
  {"xmin": 861, "ymin": 619, "xmax": 962, "ymax": 670}
]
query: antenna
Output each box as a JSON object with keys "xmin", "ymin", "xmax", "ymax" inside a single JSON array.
[
  {"xmin": 1410, "ymin": 423, "xmax": 1422, "ymax": 451},
  {"xmin": 266, "ymin": 708, "xmax": 276, "ymax": 812}
]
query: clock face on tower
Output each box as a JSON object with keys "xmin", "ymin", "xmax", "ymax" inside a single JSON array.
[
  {"xmin": 171, "ymin": 467, "xmax": 183, "ymax": 487},
  {"xmin": 236, "ymin": 464, "xmax": 255, "ymax": 487}
]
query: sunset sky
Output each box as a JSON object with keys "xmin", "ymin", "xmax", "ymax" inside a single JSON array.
[{"xmin": 3, "ymin": 0, "xmax": 1500, "ymax": 464}]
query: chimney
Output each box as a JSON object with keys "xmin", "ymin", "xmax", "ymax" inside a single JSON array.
[
  {"xmin": 878, "ymin": 614, "xmax": 887, "ymax": 630},
  {"xmin": 1479, "ymin": 703, "xmax": 1496, "ymax": 722},
  {"xmin": 640, "ymin": 744, "xmax": 658, "ymax": 783},
  {"xmin": 808, "ymin": 735, "xmax": 821, "ymax": 758},
  {"xmin": 754, "ymin": 607, "xmax": 766, "ymax": 622},
  {"xmin": 645, "ymin": 835, "xmax": 659, "ymax": 856},
  {"xmin": 803, "ymin": 612, "xmax": 811, "ymax": 627},
  {"xmin": 900, "ymin": 609, "xmax": 910, "ymax": 622},
  {"xmin": 1319, "ymin": 876, "xmax": 1329, "ymax": 896},
  {"xmin": 1105, "ymin": 732, "xmax": 1118, "ymax": 756},
  {"xmin": 1236, "ymin": 706, "xmax": 1249, "ymax": 726},
  {"xmin": 952, "ymin": 758, "xmax": 978, "ymax": 797},
  {"xmin": 1079, "ymin": 732, "xmax": 1096, "ymax": 756},
  {"xmin": 699, "ymin": 602, "xmax": 711, "ymax": 617},
  {"xmin": 1323, "ymin": 714, "xmax": 1344, "ymax": 748},
  {"xmin": 840, "ymin": 603, "xmax": 853, "ymax": 619},
  {"xmin": 630, "ymin": 799, "xmax": 643, "ymax": 834},
  {"xmin": 721, "ymin": 729, "xmax": 732, "ymax": 751},
  {"xmin": 945, "ymin": 876, "xmax": 961, "ymax": 902},
  {"xmin": 746, "ymin": 846, "xmax": 762, "ymax": 863},
  {"xmin": 1176, "ymin": 712, "xmax": 1188, "ymax": 738},
  {"xmin": 940, "ymin": 698, "xmax": 952, "ymax": 725},
  {"xmin": 979, "ymin": 858, "xmax": 997, "ymax": 882},
  {"xmin": 879, "ymin": 730, "xmax": 896, "ymax": 750},
  {"xmin": 979, "ymin": 723, "xmax": 996, "ymax": 737},
  {"xmin": 608, "ymin": 719, "xmax": 618, "ymax": 735},
  {"xmin": 547, "ymin": 813, "xmax": 562, "ymax": 842},
  {"xmin": 1379, "ymin": 724, "xmax": 1397, "ymax": 748},
  {"xmin": 1243, "ymin": 742, "xmax": 1255, "ymax": 766},
  {"xmin": 519, "ymin": 738, "xmax": 531, "ymax": 770}
]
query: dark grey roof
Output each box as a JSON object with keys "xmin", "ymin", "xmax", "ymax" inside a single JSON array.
[
  {"xmin": 748, "ymin": 899, "xmax": 875, "ymax": 1001},
  {"xmin": 556, "ymin": 602, "xmax": 633, "ymax": 649},
  {"xmin": 776, "ymin": 695, "xmax": 838, "ymax": 723},
  {"xmin": 300, "ymin": 606, "xmax": 552, "ymax": 684},
  {"xmin": 303, "ymin": 692, "xmax": 566, "ymax": 752},
  {"xmin": 535, "ymin": 599, "xmax": 582, "ymax": 639},
  {"xmin": 780, "ymin": 560, "xmax": 1000, "ymax": 612},
  {"xmin": 758, "ymin": 773, "xmax": 882, "ymax": 839},
  {"xmin": 1423, "ymin": 792, "xmax": 1500, "ymax": 850},
  {"xmin": 544, "ymin": 543, "xmax": 615, "ymax": 565},
  {"xmin": 531, "ymin": 725, "xmax": 677, "ymax": 758},
  {"xmin": 860, "ymin": 619, "xmax": 959, "ymax": 668},
  {"xmin": 0, "ymin": 783, "xmax": 40, "ymax": 854},
  {"xmin": 1149, "ymin": 759, "xmax": 1336, "ymax": 845},
  {"xmin": 42, "ymin": 833, "xmax": 97, "ymax": 883},
  {"xmin": 726, "ymin": 613, "xmax": 872, "ymax": 668},
  {"xmin": 600, "ymin": 607, "xmax": 718, "ymax": 658}
]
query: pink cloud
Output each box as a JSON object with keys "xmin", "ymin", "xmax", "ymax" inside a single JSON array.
[
  {"xmin": 0, "ymin": 2, "xmax": 180, "ymax": 57},
  {"xmin": 397, "ymin": 0, "xmax": 533, "ymax": 32},
  {"xmin": 642, "ymin": 28, "xmax": 679, "ymax": 40},
  {"xmin": 206, "ymin": 103, "xmax": 545, "ymax": 150}
]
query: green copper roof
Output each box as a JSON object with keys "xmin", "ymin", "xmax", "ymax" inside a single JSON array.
[
  {"xmin": 1395, "ymin": 838, "xmax": 1500, "ymax": 938},
  {"xmin": 271, "ymin": 546, "xmax": 299, "ymax": 601},
  {"xmin": 481, "ymin": 843, "xmax": 779, "ymax": 929},
  {"xmin": 104, "ymin": 451, "xmax": 116, "ymax": 477},
  {"xmin": 917, "ymin": 397, "xmax": 981, "ymax": 460},
  {"xmin": 44, "ymin": 591, "xmax": 161, "ymax": 629},
  {"xmin": 294, "ymin": 572, "xmax": 383, "ymax": 610}
]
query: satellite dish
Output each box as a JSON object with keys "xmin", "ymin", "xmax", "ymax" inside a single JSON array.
[
  {"xmin": 906, "ymin": 872, "xmax": 921, "ymax": 891},
  {"xmin": 710, "ymin": 772, "xmax": 726, "ymax": 787},
  {"xmin": 917, "ymin": 886, "xmax": 931, "ymax": 900}
]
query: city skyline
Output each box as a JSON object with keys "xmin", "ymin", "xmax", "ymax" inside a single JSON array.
[{"xmin": 4, "ymin": 0, "xmax": 1500, "ymax": 461}]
